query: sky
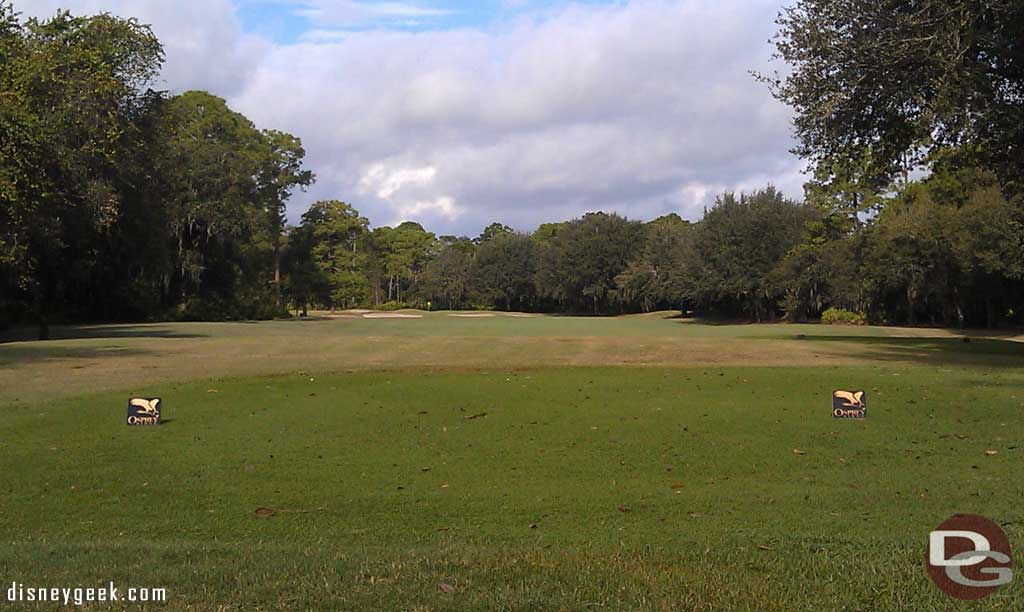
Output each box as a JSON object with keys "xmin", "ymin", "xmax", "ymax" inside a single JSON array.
[{"xmin": 18, "ymin": 0, "xmax": 804, "ymax": 236}]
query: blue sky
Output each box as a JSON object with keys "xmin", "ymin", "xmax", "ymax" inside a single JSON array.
[{"xmin": 237, "ymin": 0, "xmax": 626, "ymax": 42}]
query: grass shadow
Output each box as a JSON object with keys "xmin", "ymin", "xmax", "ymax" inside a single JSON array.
[
  {"xmin": 0, "ymin": 345, "xmax": 151, "ymax": 367},
  {"xmin": 674, "ymin": 316, "xmax": 763, "ymax": 326},
  {"xmin": 0, "ymin": 324, "xmax": 208, "ymax": 344},
  {"xmin": 798, "ymin": 335, "xmax": 1024, "ymax": 368}
]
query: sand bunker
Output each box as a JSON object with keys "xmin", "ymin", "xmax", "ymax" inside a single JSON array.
[
  {"xmin": 502, "ymin": 313, "xmax": 537, "ymax": 318},
  {"xmin": 362, "ymin": 312, "xmax": 423, "ymax": 319},
  {"xmin": 448, "ymin": 313, "xmax": 496, "ymax": 318}
]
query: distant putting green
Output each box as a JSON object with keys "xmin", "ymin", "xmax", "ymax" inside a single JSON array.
[{"xmin": 1, "ymin": 314, "xmax": 1022, "ymax": 609}]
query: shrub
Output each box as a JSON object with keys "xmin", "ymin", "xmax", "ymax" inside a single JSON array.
[
  {"xmin": 378, "ymin": 301, "xmax": 411, "ymax": 311},
  {"xmin": 821, "ymin": 307, "xmax": 867, "ymax": 326},
  {"xmin": 181, "ymin": 293, "xmax": 288, "ymax": 321}
]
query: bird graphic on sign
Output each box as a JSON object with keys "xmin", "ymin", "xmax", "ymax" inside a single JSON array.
[
  {"xmin": 833, "ymin": 390, "xmax": 864, "ymax": 408},
  {"xmin": 129, "ymin": 397, "xmax": 161, "ymax": 416}
]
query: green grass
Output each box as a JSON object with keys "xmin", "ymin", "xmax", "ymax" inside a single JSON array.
[{"xmin": 1, "ymin": 315, "xmax": 1022, "ymax": 608}]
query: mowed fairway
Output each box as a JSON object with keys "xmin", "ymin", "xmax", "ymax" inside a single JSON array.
[{"xmin": 1, "ymin": 313, "xmax": 1023, "ymax": 609}]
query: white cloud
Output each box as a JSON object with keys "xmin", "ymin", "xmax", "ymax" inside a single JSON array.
[
  {"xmin": 359, "ymin": 164, "xmax": 438, "ymax": 199},
  {"xmin": 396, "ymin": 196, "xmax": 461, "ymax": 224},
  {"xmin": 24, "ymin": 0, "xmax": 804, "ymax": 235},
  {"xmin": 233, "ymin": 0, "xmax": 802, "ymax": 233},
  {"xmin": 17, "ymin": 0, "xmax": 269, "ymax": 97}
]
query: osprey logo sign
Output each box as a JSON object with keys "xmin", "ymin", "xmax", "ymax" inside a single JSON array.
[
  {"xmin": 127, "ymin": 398, "xmax": 161, "ymax": 425},
  {"xmin": 832, "ymin": 390, "xmax": 866, "ymax": 418},
  {"xmin": 927, "ymin": 514, "xmax": 1013, "ymax": 600}
]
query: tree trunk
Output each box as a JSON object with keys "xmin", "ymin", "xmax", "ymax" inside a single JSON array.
[
  {"xmin": 273, "ymin": 238, "xmax": 282, "ymax": 308},
  {"xmin": 953, "ymin": 286, "xmax": 964, "ymax": 329},
  {"xmin": 985, "ymin": 295, "xmax": 997, "ymax": 329},
  {"xmin": 35, "ymin": 266, "xmax": 52, "ymax": 340}
]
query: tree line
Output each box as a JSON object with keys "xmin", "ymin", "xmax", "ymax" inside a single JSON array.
[
  {"xmin": 284, "ymin": 175, "xmax": 1022, "ymax": 329},
  {"xmin": 1, "ymin": 2, "xmax": 1022, "ymax": 337}
]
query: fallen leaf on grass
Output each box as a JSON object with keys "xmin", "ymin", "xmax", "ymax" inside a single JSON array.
[
  {"xmin": 984, "ymin": 450, "xmax": 998, "ymax": 456},
  {"xmin": 465, "ymin": 412, "xmax": 488, "ymax": 420},
  {"xmin": 670, "ymin": 483, "xmax": 686, "ymax": 490},
  {"xmin": 618, "ymin": 505, "xmax": 631, "ymax": 513},
  {"xmin": 792, "ymin": 449, "xmax": 806, "ymax": 455},
  {"xmin": 254, "ymin": 506, "xmax": 325, "ymax": 518},
  {"xmin": 757, "ymin": 545, "xmax": 773, "ymax": 551},
  {"xmin": 438, "ymin": 583, "xmax": 455, "ymax": 594},
  {"xmin": 206, "ymin": 389, "xmax": 218, "ymax": 393}
]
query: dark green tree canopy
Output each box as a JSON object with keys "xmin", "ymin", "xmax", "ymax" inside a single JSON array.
[
  {"xmin": 683, "ymin": 188, "xmax": 816, "ymax": 320},
  {"xmin": 475, "ymin": 222, "xmax": 513, "ymax": 244},
  {"xmin": 535, "ymin": 212, "xmax": 643, "ymax": 313},
  {"xmin": 0, "ymin": 3, "xmax": 163, "ymax": 335},
  {"xmin": 471, "ymin": 233, "xmax": 536, "ymax": 311},
  {"xmin": 767, "ymin": 0, "xmax": 1024, "ymax": 191}
]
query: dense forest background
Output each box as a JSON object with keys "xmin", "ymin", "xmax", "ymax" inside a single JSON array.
[{"xmin": 1, "ymin": 1, "xmax": 1022, "ymax": 338}]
